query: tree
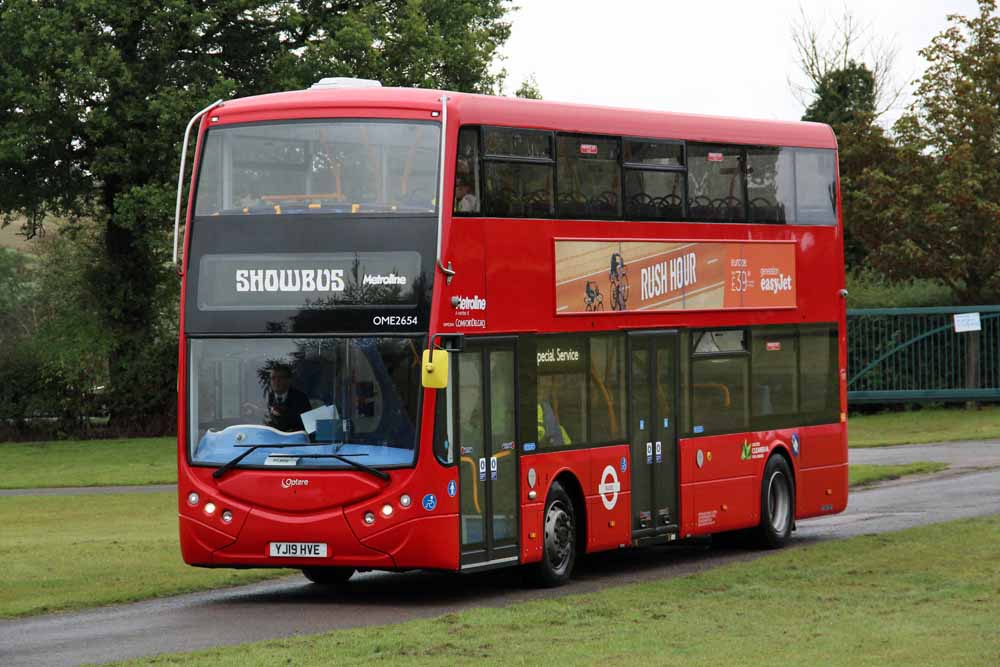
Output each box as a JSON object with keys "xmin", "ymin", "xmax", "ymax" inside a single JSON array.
[
  {"xmin": 0, "ymin": 1, "xmax": 513, "ymax": 427},
  {"xmin": 799, "ymin": 58, "xmax": 893, "ymax": 269},
  {"xmin": 832, "ymin": 113, "xmax": 896, "ymax": 270},
  {"xmin": 801, "ymin": 60, "xmax": 876, "ymax": 126},
  {"xmin": 790, "ymin": 4, "xmax": 904, "ymax": 119},
  {"xmin": 856, "ymin": 0, "xmax": 1000, "ymax": 304},
  {"xmin": 0, "ymin": 248, "xmax": 39, "ymax": 349},
  {"xmin": 515, "ymin": 74, "xmax": 542, "ymax": 99}
]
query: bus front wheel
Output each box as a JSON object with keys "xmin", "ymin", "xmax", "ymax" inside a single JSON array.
[
  {"xmin": 757, "ymin": 455, "xmax": 794, "ymax": 548},
  {"xmin": 531, "ymin": 481, "xmax": 577, "ymax": 587},
  {"xmin": 302, "ymin": 566, "xmax": 355, "ymax": 586}
]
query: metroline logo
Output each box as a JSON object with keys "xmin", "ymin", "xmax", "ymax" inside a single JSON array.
[
  {"xmin": 454, "ymin": 295, "xmax": 487, "ymax": 311},
  {"xmin": 362, "ymin": 273, "xmax": 407, "ymax": 286}
]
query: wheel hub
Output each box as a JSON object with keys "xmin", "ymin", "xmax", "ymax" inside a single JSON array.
[
  {"xmin": 544, "ymin": 500, "xmax": 573, "ymax": 573},
  {"xmin": 768, "ymin": 471, "xmax": 791, "ymax": 533}
]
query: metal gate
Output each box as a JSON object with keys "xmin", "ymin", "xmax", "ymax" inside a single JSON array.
[{"xmin": 847, "ymin": 306, "xmax": 1000, "ymax": 404}]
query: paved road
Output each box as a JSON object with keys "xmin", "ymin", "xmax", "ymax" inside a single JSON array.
[
  {"xmin": 849, "ymin": 439, "xmax": 1000, "ymax": 470},
  {"xmin": 3, "ymin": 444, "xmax": 1000, "ymax": 667}
]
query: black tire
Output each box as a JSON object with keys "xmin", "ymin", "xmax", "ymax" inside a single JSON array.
[
  {"xmin": 301, "ymin": 566, "xmax": 355, "ymax": 586},
  {"xmin": 757, "ymin": 455, "xmax": 794, "ymax": 548},
  {"xmin": 530, "ymin": 481, "xmax": 577, "ymax": 587}
]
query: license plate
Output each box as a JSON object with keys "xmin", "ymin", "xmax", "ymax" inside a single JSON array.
[{"xmin": 269, "ymin": 542, "xmax": 328, "ymax": 558}]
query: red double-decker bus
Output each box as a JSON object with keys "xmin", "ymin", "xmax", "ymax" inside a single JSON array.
[{"xmin": 175, "ymin": 79, "xmax": 847, "ymax": 587}]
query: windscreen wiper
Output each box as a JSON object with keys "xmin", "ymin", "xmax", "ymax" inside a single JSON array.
[
  {"xmin": 213, "ymin": 443, "xmax": 328, "ymax": 479},
  {"xmin": 212, "ymin": 443, "xmax": 390, "ymax": 481},
  {"xmin": 287, "ymin": 454, "xmax": 391, "ymax": 481}
]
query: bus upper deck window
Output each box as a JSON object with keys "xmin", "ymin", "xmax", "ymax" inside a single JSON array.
[
  {"xmin": 687, "ymin": 144, "xmax": 745, "ymax": 223},
  {"xmin": 194, "ymin": 121, "xmax": 441, "ymax": 217},
  {"xmin": 746, "ymin": 147, "xmax": 795, "ymax": 224},
  {"xmin": 454, "ymin": 127, "xmax": 480, "ymax": 214},
  {"xmin": 794, "ymin": 149, "xmax": 837, "ymax": 226},
  {"xmin": 556, "ymin": 135, "xmax": 621, "ymax": 220}
]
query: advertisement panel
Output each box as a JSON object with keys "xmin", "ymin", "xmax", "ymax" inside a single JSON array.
[{"xmin": 555, "ymin": 240, "xmax": 796, "ymax": 314}]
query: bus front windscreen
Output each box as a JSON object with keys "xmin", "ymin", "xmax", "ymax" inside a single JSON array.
[
  {"xmin": 195, "ymin": 121, "xmax": 441, "ymax": 216},
  {"xmin": 188, "ymin": 337, "xmax": 422, "ymax": 470}
]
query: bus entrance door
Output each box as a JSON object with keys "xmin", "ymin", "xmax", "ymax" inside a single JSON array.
[
  {"xmin": 455, "ymin": 339, "xmax": 520, "ymax": 570},
  {"xmin": 628, "ymin": 331, "xmax": 679, "ymax": 537}
]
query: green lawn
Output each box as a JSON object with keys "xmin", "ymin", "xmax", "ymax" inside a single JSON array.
[
  {"xmin": 849, "ymin": 405, "xmax": 1000, "ymax": 447},
  {"xmin": 0, "ymin": 437, "xmax": 175, "ymax": 488},
  {"xmin": 116, "ymin": 515, "xmax": 1000, "ymax": 666},
  {"xmin": 849, "ymin": 462, "xmax": 948, "ymax": 487},
  {"xmin": 0, "ymin": 492, "xmax": 292, "ymax": 618},
  {"xmin": 2, "ymin": 405, "xmax": 997, "ymax": 489}
]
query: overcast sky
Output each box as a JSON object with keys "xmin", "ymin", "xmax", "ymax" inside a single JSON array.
[{"xmin": 499, "ymin": 0, "xmax": 981, "ymax": 126}]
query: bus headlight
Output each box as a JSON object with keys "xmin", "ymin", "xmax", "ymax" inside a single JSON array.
[
  {"xmin": 204, "ymin": 502, "xmax": 217, "ymax": 516},
  {"xmin": 400, "ymin": 494, "xmax": 412, "ymax": 508},
  {"xmin": 221, "ymin": 510, "xmax": 233, "ymax": 524},
  {"xmin": 187, "ymin": 492, "xmax": 200, "ymax": 507},
  {"xmin": 381, "ymin": 504, "xmax": 393, "ymax": 517},
  {"xmin": 364, "ymin": 512, "xmax": 376, "ymax": 525}
]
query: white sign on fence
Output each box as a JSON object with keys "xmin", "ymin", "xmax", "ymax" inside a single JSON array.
[{"xmin": 954, "ymin": 312, "xmax": 982, "ymax": 333}]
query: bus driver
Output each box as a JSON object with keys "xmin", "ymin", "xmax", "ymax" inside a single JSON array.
[{"xmin": 265, "ymin": 364, "xmax": 312, "ymax": 432}]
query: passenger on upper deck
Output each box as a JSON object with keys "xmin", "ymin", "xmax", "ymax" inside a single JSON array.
[{"xmin": 454, "ymin": 179, "xmax": 479, "ymax": 213}]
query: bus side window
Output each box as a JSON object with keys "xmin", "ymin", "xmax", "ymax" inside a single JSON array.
[
  {"xmin": 687, "ymin": 144, "xmax": 746, "ymax": 223},
  {"xmin": 454, "ymin": 127, "xmax": 480, "ymax": 214},
  {"xmin": 589, "ymin": 335, "xmax": 626, "ymax": 442},
  {"xmin": 746, "ymin": 147, "xmax": 795, "ymax": 224},
  {"xmin": 556, "ymin": 135, "xmax": 621, "ymax": 219},
  {"xmin": 794, "ymin": 149, "xmax": 838, "ymax": 226},
  {"xmin": 690, "ymin": 330, "xmax": 749, "ymax": 435}
]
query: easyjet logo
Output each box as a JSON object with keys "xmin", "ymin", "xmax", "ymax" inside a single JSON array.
[{"xmin": 760, "ymin": 274, "xmax": 793, "ymax": 294}]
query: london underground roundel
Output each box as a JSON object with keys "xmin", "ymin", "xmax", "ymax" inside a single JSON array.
[{"xmin": 599, "ymin": 465, "xmax": 621, "ymax": 510}]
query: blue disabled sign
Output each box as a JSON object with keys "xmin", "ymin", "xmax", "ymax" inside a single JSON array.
[{"xmin": 422, "ymin": 494, "xmax": 437, "ymax": 511}]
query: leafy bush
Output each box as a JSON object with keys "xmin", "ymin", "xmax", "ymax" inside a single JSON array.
[
  {"xmin": 846, "ymin": 269, "xmax": 955, "ymax": 309},
  {"xmin": 0, "ymin": 225, "xmax": 178, "ymax": 440}
]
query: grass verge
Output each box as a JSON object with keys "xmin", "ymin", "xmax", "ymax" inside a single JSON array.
[
  {"xmin": 849, "ymin": 405, "xmax": 1000, "ymax": 447},
  {"xmin": 117, "ymin": 515, "xmax": 1000, "ymax": 666},
  {"xmin": 0, "ymin": 492, "xmax": 292, "ymax": 618},
  {"xmin": 849, "ymin": 462, "xmax": 948, "ymax": 487},
  {"xmin": 0, "ymin": 437, "xmax": 175, "ymax": 488}
]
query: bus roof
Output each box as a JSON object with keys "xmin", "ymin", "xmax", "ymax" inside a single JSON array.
[{"xmin": 214, "ymin": 86, "xmax": 838, "ymax": 150}]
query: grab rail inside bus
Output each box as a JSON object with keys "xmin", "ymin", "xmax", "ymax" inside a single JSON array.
[
  {"xmin": 173, "ymin": 98, "xmax": 224, "ymax": 271},
  {"xmin": 435, "ymin": 94, "xmax": 455, "ymax": 284}
]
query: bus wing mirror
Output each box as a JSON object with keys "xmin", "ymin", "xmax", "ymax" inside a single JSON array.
[{"xmin": 421, "ymin": 349, "xmax": 449, "ymax": 389}]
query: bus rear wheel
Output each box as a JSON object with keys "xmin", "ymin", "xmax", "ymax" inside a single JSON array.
[
  {"xmin": 530, "ymin": 481, "xmax": 577, "ymax": 587},
  {"xmin": 302, "ymin": 566, "xmax": 355, "ymax": 586},
  {"xmin": 757, "ymin": 455, "xmax": 794, "ymax": 548}
]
